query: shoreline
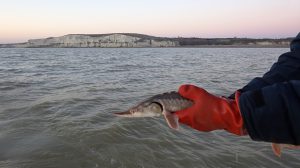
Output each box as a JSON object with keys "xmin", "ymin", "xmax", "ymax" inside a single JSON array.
[
  {"xmin": 0, "ymin": 33, "xmax": 292, "ymax": 48},
  {"xmin": 0, "ymin": 45, "xmax": 289, "ymax": 48},
  {"xmin": 175, "ymin": 44, "xmax": 289, "ymax": 48}
]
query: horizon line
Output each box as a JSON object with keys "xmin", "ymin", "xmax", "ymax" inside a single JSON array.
[{"xmin": 1, "ymin": 33, "xmax": 295, "ymax": 44}]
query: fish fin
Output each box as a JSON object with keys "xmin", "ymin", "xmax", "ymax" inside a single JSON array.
[
  {"xmin": 271, "ymin": 143, "xmax": 282, "ymax": 157},
  {"xmin": 163, "ymin": 110, "xmax": 179, "ymax": 130}
]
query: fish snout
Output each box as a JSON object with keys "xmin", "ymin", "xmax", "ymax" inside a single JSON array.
[{"xmin": 114, "ymin": 111, "xmax": 133, "ymax": 117}]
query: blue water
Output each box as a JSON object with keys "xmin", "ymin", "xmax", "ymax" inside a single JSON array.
[{"xmin": 0, "ymin": 48, "xmax": 299, "ymax": 168}]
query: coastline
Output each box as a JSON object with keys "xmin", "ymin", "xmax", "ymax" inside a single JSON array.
[
  {"xmin": 0, "ymin": 33, "xmax": 292, "ymax": 48},
  {"xmin": 0, "ymin": 45, "xmax": 289, "ymax": 48},
  {"xmin": 174, "ymin": 44, "xmax": 289, "ymax": 48}
]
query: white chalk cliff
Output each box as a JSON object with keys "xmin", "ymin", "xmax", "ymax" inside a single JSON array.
[
  {"xmin": 0, "ymin": 33, "xmax": 291, "ymax": 48},
  {"xmin": 19, "ymin": 34, "xmax": 178, "ymax": 48}
]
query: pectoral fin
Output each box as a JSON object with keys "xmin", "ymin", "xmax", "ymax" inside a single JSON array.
[{"xmin": 163, "ymin": 110, "xmax": 179, "ymax": 130}]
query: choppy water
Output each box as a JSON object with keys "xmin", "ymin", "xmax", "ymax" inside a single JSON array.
[{"xmin": 0, "ymin": 48, "xmax": 299, "ymax": 168}]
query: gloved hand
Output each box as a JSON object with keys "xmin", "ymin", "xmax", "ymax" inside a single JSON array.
[{"xmin": 166, "ymin": 84, "xmax": 246, "ymax": 135}]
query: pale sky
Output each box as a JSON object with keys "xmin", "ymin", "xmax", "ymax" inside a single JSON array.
[{"xmin": 1, "ymin": 0, "xmax": 300, "ymax": 43}]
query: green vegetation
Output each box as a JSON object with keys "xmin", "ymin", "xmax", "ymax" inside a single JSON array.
[{"xmin": 172, "ymin": 37, "xmax": 292, "ymax": 46}]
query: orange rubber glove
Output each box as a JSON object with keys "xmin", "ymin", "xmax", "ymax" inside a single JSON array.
[{"xmin": 175, "ymin": 84, "xmax": 246, "ymax": 135}]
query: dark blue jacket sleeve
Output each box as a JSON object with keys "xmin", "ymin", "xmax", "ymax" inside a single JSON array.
[
  {"xmin": 239, "ymin": 81, "xmax": 300, "ymax": 145},
  {"xmin": 237, "ymin": 33, "xmax": 300, "ymax": 144}
]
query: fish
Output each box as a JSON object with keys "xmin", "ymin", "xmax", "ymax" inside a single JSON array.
[
  {"xmin": 115, "ymin": 91, "xmax": 193, "ymax": 129},
  {"xmin": 115, "ymin": 92, "xmax": 300, "ymax": 156}
]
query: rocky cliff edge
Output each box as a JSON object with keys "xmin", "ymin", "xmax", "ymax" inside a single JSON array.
[{"xmin": 3, "ymin": 33, "xmax": 178, "ymax": 48}]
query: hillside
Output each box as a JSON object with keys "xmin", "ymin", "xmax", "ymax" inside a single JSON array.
[{"xmin": 0, "ymin": 33, "xmax": 292, "ymax": 48}]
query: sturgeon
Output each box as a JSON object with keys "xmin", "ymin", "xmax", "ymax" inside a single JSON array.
[
  {"xmin": 115, "ymin": 91, "xmax": 193, "ymax": 129},
  {"xmin": 115, "ymin": 91, "xmax": 300, "ymax": 156}
]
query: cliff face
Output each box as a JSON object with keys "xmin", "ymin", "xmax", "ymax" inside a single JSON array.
[
  {"xmin": 12, "ymin": 34, "xmax": 178, "ymax": 48},
  {"xmin": 0, "ymin": 33, "xmax": 292, "ymax": 48}
]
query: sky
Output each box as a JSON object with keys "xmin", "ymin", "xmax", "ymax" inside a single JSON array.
[{"xmin": 0, "ymin": 0, "xmax": 300, "ymax": 43}]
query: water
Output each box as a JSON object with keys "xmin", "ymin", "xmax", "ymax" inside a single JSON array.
[{"xmin": 0, "ymin": 48, "xmax": 299, "ymax": 168}]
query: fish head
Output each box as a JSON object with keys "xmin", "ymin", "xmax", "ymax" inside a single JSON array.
[{"xmin": 115, "ymin": 101, "xmax": 163, "ymax": 117}]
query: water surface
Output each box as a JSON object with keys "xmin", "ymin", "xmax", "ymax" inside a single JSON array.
[{"xmin": 0, "ymin": 48, "xmax": 299, "ymax": 168}]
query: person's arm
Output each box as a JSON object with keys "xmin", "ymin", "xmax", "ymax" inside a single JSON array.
[
  {"xmin": 167, "ymin": 83, "xmax": 300, "ymax": 145},
  {"xmin": 239, "ymin": 81, "xmax": 300, "ymax": 145},
  {"xmin": 233, "ymin": 33, "xmax": 300, "ymax": 144},
  {"xmin": 165, "ymin": 33, "xmax": 300, "ymax": 145}
]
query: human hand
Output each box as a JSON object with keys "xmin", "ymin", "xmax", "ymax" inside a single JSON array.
[{"xmin": 165, "ymin": 84, "xmax": 245, "ymax": 135}]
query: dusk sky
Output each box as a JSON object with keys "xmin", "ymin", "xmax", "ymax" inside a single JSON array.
[{"xmin": 1, "ymin": 0, "xmax": 300, "ymax": 43}]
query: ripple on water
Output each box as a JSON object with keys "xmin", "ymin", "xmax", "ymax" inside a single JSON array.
[{"xmin": 1, "ymin": 48, "xmax": 299, "ymax": 168}]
